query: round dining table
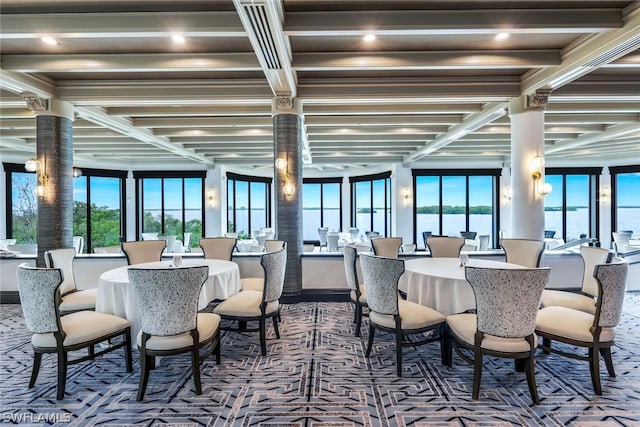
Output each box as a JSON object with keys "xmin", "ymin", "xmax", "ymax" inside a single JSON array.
[
  {"xmin": 96, "ymin": 259, "xmax": 241, "ymax": 336},
  {"xmin": 398, "ymin": 257, "xmax": 525, "ymax": 316}
]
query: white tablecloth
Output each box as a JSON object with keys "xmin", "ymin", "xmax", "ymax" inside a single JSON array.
[
  {"xmin": 96, "ymin": 259, "xmax": 241, "ymax": 336},
  {"xmin": 398, "ymin": 257, "xmax": 525, "ymax": 316}
]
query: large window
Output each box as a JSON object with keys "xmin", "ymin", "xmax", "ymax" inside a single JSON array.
[
  {"xmin": 136, "ymin": 171, "xmax": 204, "ymax": 247},
  {"xmin": 611, "ymin": 165, "xmax": 640, "ymax": 237},
  {"xmin": 413, "ymin": 169, "xmax": 499, "ymax": 249},
  {"xmin": 227, "ymin": 173, "xmax": 271, "ymax": 239},
  {"xmin": 5, "ymin": 165, "xmax": 38, "ymax": 244},
  {"xmin": 545, "ymin": 168, "xmax": 600, "ymax": 243},
  {"xmin": 303, "ymin": 178, "xmax": 342, "ymax": 241},
  {"xmin": 73, "ymin": 169, "xmax": 126, "ymax": 253},
  {"xmin": 350, "ymin": 172, "xmax": 391, "ymax": 237}
]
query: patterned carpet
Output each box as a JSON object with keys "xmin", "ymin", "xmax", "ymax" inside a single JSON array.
[{"xmin": 1, "ymin": 295, "xmax": 639, "ymax": 426}]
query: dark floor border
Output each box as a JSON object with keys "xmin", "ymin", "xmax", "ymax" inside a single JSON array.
[
  {"xmin": 0, "ymin": 291, "xmax": 20, "ymax": 304},
  {"xmin": 281, "ymin": 289, "xmax": 350, "ymax": 304}
]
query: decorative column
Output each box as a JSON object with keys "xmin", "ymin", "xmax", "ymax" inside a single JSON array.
[
  {"xmin": 508, "ymin": 90, "xmax": 550, "ymax": 241},
  {"xmin": 24, "ymin": 94, "xmax": 74, "ymax": 266},
  {"xmin": 273, "ymin": 96, "xmax": 303, "ymax": 297}
]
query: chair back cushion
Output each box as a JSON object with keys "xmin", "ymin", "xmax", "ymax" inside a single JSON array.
[
  {"xmin": 501, "ymin": 238, "xmax": 545, "ymax": 268},
  {"xmin": 262, "ymin": 247, "xmax": 287, "ymax": 303},
  {"xmin": 128, "ymin": 265, "xmax": 209, "ymax": 336},
  {"xmin": 594, "ymin": 261, "xmax": 628, "ymax": 328},
  {"xmin": 317, "ymin": 227, "xmax": 329, "ymax": 245},
  {"xmin": 580, "ymin": 246, "xmax": 610, "ymax": 296},
  {"xmin": 199, "ymin": 237, "xmax": 237, "ymax": 260},
  {"xmin": 370, "ymin": 237, "xmax": 403, "ymax": 258},
  {"xmin": 426, "ymin": 236, "xmax": 465, "ymax": 258},
  {"xmin": 17, "ymin": 264, "xmax": 63, "ymax": 334},
  {"xmin": 122, "ymin": 240, "xmax": 166, "ymax": 265},
  {"xmin": 343, "ymin": 245, "xmax": 359, "ymax": 291},
  {"xmin": 465, "ymin": 266, "xmax": 550, "ymax": 338},
  {"xmin": 360, "ymin": 254, "xmax": 404, "ymax": 316},
  {"xmin": 264, "ymin": 240, "xmax": 285, "ymax": 253},
  {"xmin": 45, "ymin": 247, "xmax": 77, "ymax": 295}
]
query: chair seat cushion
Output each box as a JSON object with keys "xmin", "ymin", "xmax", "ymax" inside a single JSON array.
[
  {"xmin": 447, "ymin": 313, "xmax": 537, "ymax": 353},
  {"xmin": 137, "ymin": 313, "xmax": 221, "ymax": 351},
  {"xmin": 241, "ymin": 277, "xmax": 264, "ymax": 292},
  {"xmin": 59, "ymin": 288, "xmax": 98, "ymax": 312},
  {"xmin": 536, "ymin": 306, "xmax": 615, "ymax": 343},
  {"xmin": 370, "ymin": 299, "xmax": 444, "ymax": 330},
  {"xmin": 349, "ymin": 284, "xmax": 367, "ymax": 304},
  {"xmin": 540, "ymin": 289, "xmax": 596, "ymax": 314},
  {"xmin": 213, "ymin": 290, "xmax": 279, "ymax": 318},
  {"xmin": 32, "ymin": 310, "xmax": 130, "ymax": 348}
]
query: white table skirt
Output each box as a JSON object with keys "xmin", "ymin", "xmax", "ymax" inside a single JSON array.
[
  {"xmin": 398, "ymin": 257, "xmax": 524, "ymax": 316},
  {"xmin": 96, "ymin": 259, "xmax": 241, "ymax": 336}
]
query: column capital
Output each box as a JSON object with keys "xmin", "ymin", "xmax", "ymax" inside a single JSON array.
[
  {"xmin": 509, "ymin": 89, "xmax": 552, "ymax": 115},
  {"xmin": 22, "ymin": 94, "xmax": 74, "ymax": 120},
  {"xmin": 272, "ymin": 96, "xmax": 302, "ymax": 116},
  {"xmin": 22, "ymin": 93, "xmax": 49, "ymax": 112}
]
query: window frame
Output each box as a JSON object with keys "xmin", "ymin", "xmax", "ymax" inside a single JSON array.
[
  {"xmin": 226, "ymin": 172, "xmax": 272, "ymax": 238},
  {"xmin": 349, "ymin": 171, "xmax": 392, "ymax": 237},
  {"xmin": 303, "ymin": 177, "xmax": 343, "ymax": 244},
  {"xmin": 609, "ymin": 164, "xmax": 640, "ymax": 235}
]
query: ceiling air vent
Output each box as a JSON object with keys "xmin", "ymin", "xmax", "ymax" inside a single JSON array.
[
  {"xmin": 583, "ymin": 34, "xmax": 640, "ymax": 67},
  {"xmin": 243, "ymin": 4, "xmax": 282, "ymax": 70}
]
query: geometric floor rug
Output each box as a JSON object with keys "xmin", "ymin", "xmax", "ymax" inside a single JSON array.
[{"xmin": 1, "ymin": 295, "xmax": 639, "ymax": 426}]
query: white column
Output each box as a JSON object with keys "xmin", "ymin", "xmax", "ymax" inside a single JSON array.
[
  {"xmin": 392, "ymin": 162, "xmax": 413, "ymax": 243},
  {"xmin": 599, "ymin": 168, "xmax": 612, "ymax": 249},
  {"xmin": 126, "ymin": 171, "xmax": 135, "ymax": 241},
  {"xmin": 509, "ymin": 95, "xmax": 546, "ymax": 241},
  {"xmin": 499, "ymin": 166, "xmax": 512, "ymax": 239},
  {"xmin": 205, "ymin": 166, "xmax": 224, "ymax": 238}
]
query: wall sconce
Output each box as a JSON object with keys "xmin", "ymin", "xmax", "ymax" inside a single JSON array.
[
  {"xmin": 503, "ymin": 185, "xmax": 513, "ymax": 201},
  {"xmin": 72, "ymin": 167, "xmax": 82, "ymax": 178},
  {"xmin": 531, "ymin": 155, "xmax": 552, "ymax": 196},
  {"xmin": 600, "ymin": 185, "xmax": 610, "ymax": 204},
  {"xmin": 401, "ymin": 187, "xmax": 411, "ymax": 206},
  {"xmin": 207, "ymin": 190, "xmax": 216, "ymax": 208},
  {"xmin": 25, "ymin": 158, "xmax": 48, "ymax": 198},
  {"xmin": 276, "ymin": 155, "xmax": 295, "ymax": 197}
]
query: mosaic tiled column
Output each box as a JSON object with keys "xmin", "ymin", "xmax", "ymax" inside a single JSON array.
[
  {"xmin": 25, "ymin": 96, "xmax": 74, "ymax": 266},
  {"xmin": 273, "ymin": 97, "xmax": 303, "ymax": 296}
]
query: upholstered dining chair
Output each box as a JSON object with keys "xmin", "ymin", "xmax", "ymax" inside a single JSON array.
[
  {"xmin": 121, "ymin": 240, "xmax": 166, "ymax": 265},
  {"xmin": 460, "ymin": 231, "xmax": 477, "ymax": 240},
  {"xmin": 264, "ymin": 239, "xmax": 286, "ymax": 253},
  {"xmin": 445, "ymin": 266, "xmax": 550, "ymax": 404},
  {"xmin": 326, "ymin": 232, "xmax": 340, "ymax": 252},
  {"xmin": 612, "ymin": 231, "xmax": 632, "ymax": 255},
  {"xmin": 535, "ymin": 260, "xmax": 628, "ymax": 395},
  {"xmin": 318, "ymin": 227, "xmax": 329, "ymax": 248},
  {"xmin": 360, "ymin": 254, "xmax": 446, "ymax": 377},
  {"xmin": 500, "ymin": 238, "xmax": 545, "ymax": 267},
  {"xmin": 199, "ymin": 237, "xmax": 237, "ymax": 260},
  {"xmin": 214, "ymin": 247, "xmax": 287, "ymax": 356},
  {"xmin": 343, "ymin": 245, "xmax": 367, "ymax": 337},
  {"xmin": 540, "ymin": 246, "xmax": 610, "ymax": 314},
  {"xmin": 425, "ymin": 236, "xmax": 465, "ymax": 258},
  {"xmin": 17, "ymin": 263, "xmax": 132, "ymax": 400},
  {"xmin": 128, "ymin": 265, "xmax": 221, "ymax": 401},
  {"xmin": 240, "ymin": 242, "xmax": 288, "ymax": 292},
  {"xmin": 370, "ymin": 237, "xmax": 403, "ymax": 258},
  {"xmin": 44, "ymin": 247, "xmax": 97, "ymax": 314}
]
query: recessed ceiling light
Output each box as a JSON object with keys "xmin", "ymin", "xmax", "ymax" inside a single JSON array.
[
  {"xmin": 495, "ymin": 32, "xmax": 510, "ymax": 41},
  {"xmin": 41, "ymin": 36, "xmax": 58, "ymax": 46},
  {"xmin": 363, "ymin": 33, "xmax": 377, "ymax": 43},
  {"xmin": 171, "ymin": 34, "xmax": 186, "ymax": 44}
]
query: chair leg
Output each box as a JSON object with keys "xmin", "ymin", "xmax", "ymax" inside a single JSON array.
[
  {"xmin": 124, "ymin": 331, "xmax": 133, "ymax": 373},
  {"xmin": 354, "ymin": 304, "xmax": 362, "ymax": 337},
  {"xmin": 472, "ymin": 349, "xmax": 483, "ymax": 400},
  {"xmin": 589, "ymin": 347, "xmax": 603, "ymax": 395},
  {"xmin": 524, "ymin": 356, "xmax": 540, "ymax": 404},
  {"xmin": 88, "ymin": 344, "xmax": 95, "ymax": 360},
  {"xmin": 395, "ymin": 330, "xmax": 403, "ymax": 377},
  {"xmin": 439, "ymin": 324, "xmax": 447, "ymax": 366},
  {"xmin": 542, "ymin": 337, "xmax": 551, "ymax": 354},
  {"xmin": 600, "ymin": 347, "xmax": 616, "ymax": 377},
  {"xmin": 29, "ymin": 351, "xmax": 42, "ymax": 388},
  {"xmin": 272, "ymin": 316, "xmax": 280, "ymax": 339},
  {"xmin": 259, "ymin": 318, "xmax": 267, "ymax": 356},
  {"xmin": 191, "ymin": 347, "xmax": 202, "ymax": 395},
  {"xmin": 56, "ymin": 351, "xmax": 68, "ymax": 400},
  {"xmin": 365, "ymin": 324, "xmax": 375, "ymax": 357},
  {"xmin": 137, "ymin": 352, "xmax": 151, "ymax": 401}
]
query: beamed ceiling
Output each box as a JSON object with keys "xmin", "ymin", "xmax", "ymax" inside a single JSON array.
[{"xmin": 1, "ymin": 0, "xmax": 639, "ymax": 172}]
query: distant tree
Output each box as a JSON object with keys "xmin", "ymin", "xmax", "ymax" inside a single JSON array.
[{"xmin": 12, "ymin": 174, "xmax": 37, "ymax": 243}]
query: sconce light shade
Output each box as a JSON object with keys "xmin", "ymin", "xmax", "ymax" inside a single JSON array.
[
  {"xmin": 25, "ymin": 159, "xmax": 39, "ymax": 172},
  {"xmin": 207, "ymin": 190, "xmax": 215, "ymax": 207},
  {"xmin": 275, "ymin": 158, "xmax": 287, "ymax": 170},
  {"xmin": 600, "ymin": 185, "xmax": 610, "ymax": 203},
  {"xmin": 72, "ymin": 167, "xmax": 82, "ymax": 178},
  {"xmin": 283, "ymin": 181, "xmax": 295, "ymax": 196},
  {"xmin": 539, "ymin": 182, "xmax": 553, "ymax": 196},
  {"xmin": 531, "ymin": 155, "xmax": 552, "ymax": 196}
]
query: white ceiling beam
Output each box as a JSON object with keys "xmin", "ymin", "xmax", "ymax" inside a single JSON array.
[
  {"xmin": 303, "ymin": 103, "xmax": 482, "ymax": 114},
  {"xmin": 305, "ymin": 115, "xmax": 463, "ymax": 126},
  {"xmin": 106, "ymin": 105, "xmax": 271, "ymax": 117},
  {"xmin": 0, "ymin": 68, "xmax": 54, "ymax": 98},
  {"xmin": 546, "ymin": 122, "xmax": 640, "ymax": 154},
  {"xmin": 132, "ymin": 116, "xmax": 273, "ymax": 128}
]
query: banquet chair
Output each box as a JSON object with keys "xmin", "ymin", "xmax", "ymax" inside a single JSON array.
[
  {"xmin": 347, "ymin": 227, "xmax": 360, "ymax": 240},
  {"xmin": 17, "ymin": 264, "xmax": 132, "ymax": 400},
  {"xmin": 544, "ymin": 230, "xmax": 556, "ymax": 238},
  {"xmin": 343, "ymin": 245, "xmax": 368, "ymax": 337},
  {"xmin": 478, "ymin": 235, "xmax": 490, "ymax": 251},
  {"xmin": 365, "ymin": 231, "xmax": 380, "ymax": 239},
  {"xmin": 370, "ymin": 237, "xmax": 403, "ymax": 258},
  {"xmin": 214, "ymin": 247, "xmax": 287, "ymax": 356},
  {"xmin": 128, "ymin": 265, "xmax": 221, "ymax": 401},
  {"xmin": 425, "ymin": 236, "xmax": 465, "ymax": 258},
  {"xmin": 612, "ymin": 231, "xmax": 632, "ymax": 255},
  {"xmin": 318, "ymin": 227, "xmax": 329, "ymax": 249},
  {"xmin": 501, "ymin": 238, "xmax": 545, "ymax": 267},
  {"xmin": 72, "ymin": 236, "xmax": 84, "ymax": 254},
  {"xmin": 121, "ymin": 240, "xmax": 166, "ymax": 265},
  {"xmin": 421, "ymin": 231, "xmax": 433, "ymax": 247},
  {"xmin": 540, "ymin": 246, "xmax": 610, "ymax": 314},
  {"xmin": 326, "ymin": 232, "xmax": 340, "ymax": 252},
  {"xmin": 535, "ymin": 260, "xmax": 628, "ymax": 395},
  {"xmin": 241, "ymin": 242, "xmax": 288, "ymax": 292},
  {"xmin": 360, "ymin": 254, "xmax": 446, "ymax": 377},
  {"xmin": 460, "ymin": 231, "xmax": 477, "ymax": 240},
  {"xmin": 183, "ymin": 232, "xmax": 192, "ymax": 252},
  {"xmin": 44, "ymin": 248, "xmax": 98, "ymax": 314},
  {"xmin": 200, "ymin": 237, "xmax": 237, "ymax": 261},
  {"xmin": 264, "ymin": 239, "xmax": 285, "ymax": 253},
  {"xmin": 445, "ymin": 266, "xmax": 550, "ymax": 404}
]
